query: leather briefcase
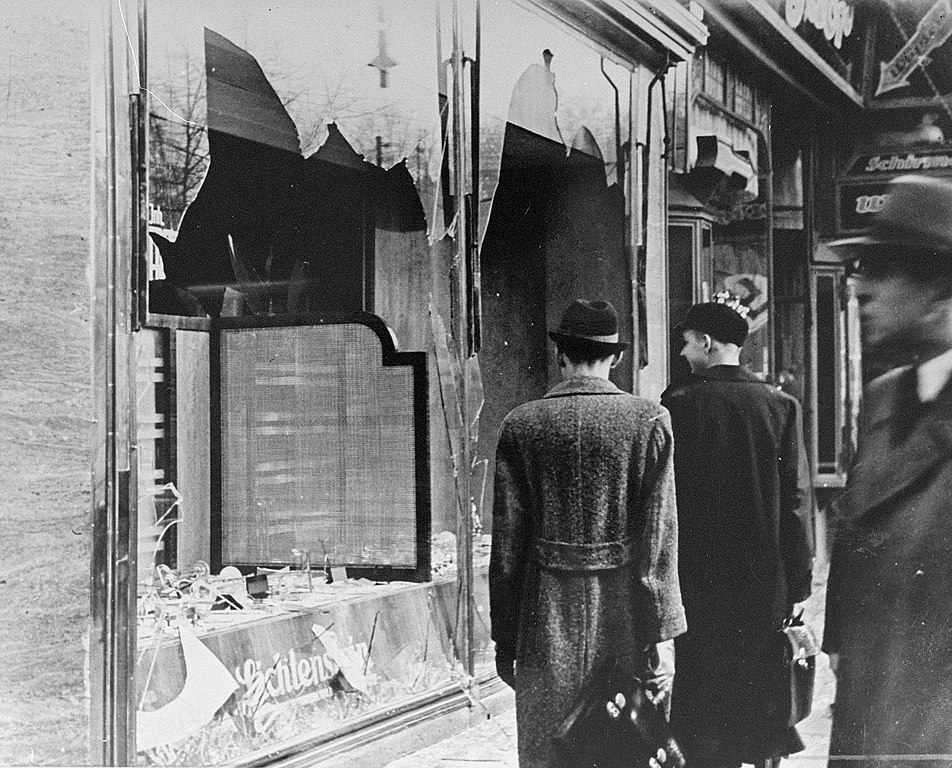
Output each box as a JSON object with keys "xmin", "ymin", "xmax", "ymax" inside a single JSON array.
[
  {"xmin": 552, "ymin": 653, "xmax": 686, "ymax": 768},
  {"xmin": 778, "ymin": 613, "xmax": 818, "ymax": 727}
]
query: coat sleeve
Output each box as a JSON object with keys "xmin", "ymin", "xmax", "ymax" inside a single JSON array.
[
  {"xmin": 636, "ymin": 409, "xmax": 687, "ymax": 644},
  {"xmin": 779, "ymin": 398, "xmax": 814, "ymax": 604},
  {"xmin": 822, "ymin": 387, "xmax": 878, "ymax": 654},
  {"xmin": 489, "ymin": 420, "xmax": 533, "ymax": 662},
  {"xmin": 821, "ymin": 518, "xmax": 848, "ymax": 654}
]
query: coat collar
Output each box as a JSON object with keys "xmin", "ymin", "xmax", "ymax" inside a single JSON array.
[
  {"xmin": 660, "ymin": 366, "xmax": 764, "ymax": 401},
  {"xmin": 843, "ymin": 367, "xmax": 952, "ymax": 521},
  {"xmin": 543, "ymin": 376, "xmax": 626, "ymax": 399},
  {"xmin": 693, "ymin": 364, "xmax": 763, "ymax": 383}
]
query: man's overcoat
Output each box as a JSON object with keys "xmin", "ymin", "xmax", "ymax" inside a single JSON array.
[
  {"xmin": 824, "ymin": 367, "xmax": 952, "ymax": 766},
  {"xmin": 660, "ymin": 365, "xmax": 814, "ymax": 765},
  {"xmin": 490, "ymin": 376, "xmax": 687, "ymax": 768}
]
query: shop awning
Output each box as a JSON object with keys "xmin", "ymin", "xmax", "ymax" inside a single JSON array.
[
  {"xmin": 687, "ymin": 97, "xmax": 761, "ymax": 201},
  {"xmin": 694, "ymin": 135, "xmax": 758, "ymax": 201},
  {"xmin": 543, "ymin": 0, "xmax": 708, "ymax": 67}
]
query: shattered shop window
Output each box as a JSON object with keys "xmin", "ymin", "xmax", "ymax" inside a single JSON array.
[{"xmin": 146, "ymin": 0, "xmax": 445, "ymax": 321}]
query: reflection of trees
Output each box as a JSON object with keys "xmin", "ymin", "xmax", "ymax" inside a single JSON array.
[
  {"xmin": 283, "ymin": 63, "xmax": 441, "ymax": 174},
  {"xmin": 300, "ymin": 109, "xmax": 438, "ymax": 180},
  {"xmin": 149, "ymin": 47, "xmax": 305, "ymax": 229},
  {"xmin": 150, "ymin": 49, "xmax": 440, "ymax": 230},
  {"xmin": 149, "ymin": 48, "xmax": 208, "ymax": 230}
]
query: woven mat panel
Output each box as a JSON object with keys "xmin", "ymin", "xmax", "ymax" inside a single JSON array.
[{"xmin": 220, "ymin": 324, "xmax": 418, "ymax": 566}]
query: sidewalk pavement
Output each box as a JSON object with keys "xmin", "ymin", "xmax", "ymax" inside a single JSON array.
[{"xmin": 385, "ymin": 564, "xmax": 835, "ymax": 768}]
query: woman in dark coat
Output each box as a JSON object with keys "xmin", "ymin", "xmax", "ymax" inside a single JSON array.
[{"xmin": 661, "ymin": 301, "xmax": 814, "ymax": 768}]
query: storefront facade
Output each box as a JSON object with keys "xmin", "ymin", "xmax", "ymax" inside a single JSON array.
[
  {"xmin": 89, "ymin": 1, "xmax": 705, "ymax": 764},
  {"xmin": 664, "ymin": 0, "xmax": 869, "ymax": 509}
]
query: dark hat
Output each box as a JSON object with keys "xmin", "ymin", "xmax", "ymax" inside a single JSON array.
[
  {"xmin": 676, "ymin": 301, "xmax": 749, "ymax": 347},
  {"xmin": 828, "ymin": 175, "xmax": 952, "ymax": 259},
  {"xmin": 548, "ymin": 299, "xmax": 629, "ymax": 354}
]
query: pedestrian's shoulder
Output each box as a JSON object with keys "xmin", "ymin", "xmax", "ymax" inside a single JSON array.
[
  {"xmin": 660, "ymin": 382, "xmax": 691, "ymax": 404},
  {"xmin": 854, "ymin": 366, "xmax": 909, "ymax": 426},
  {"xmin": 867, "ymin": 365, "xmax": 908, "ymax": 400},
  {"xmin": 601, "ymin": 395, "xmax": 670, "ymax": 439},
  {"xmin": 661, "ymin": 375, "xmax": 715, "ymax": 410},
  {"xmin": 622, "ymin": 393, "xmax": 670, "ymax": 424},
  {"xmin": 660, "ymin": 374, "xmax": 700, "ymax": 403},
  {"xmin": 500, "ymin": 398, "xmax": 544, "ymax": 428}
]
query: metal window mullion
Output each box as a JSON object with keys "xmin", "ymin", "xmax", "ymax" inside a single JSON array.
[{"xmin": 450, "ymin": 0, "xmax": 474, "ymax": 678}]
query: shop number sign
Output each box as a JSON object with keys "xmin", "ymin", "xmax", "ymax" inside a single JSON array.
[
  {"xmin": 838, "ymin": 182, "xmax": 892, "ymax": 231},
  {"xmin": 854, "ymin": 194, "xmax": 889, "ymax": 215}
]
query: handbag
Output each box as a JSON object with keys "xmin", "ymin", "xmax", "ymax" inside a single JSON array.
[
  {"xmin": 777, "ymin": 612, "xmax": 818, "ymax": 727},
  {"xmin": 552, "ymin": 653, "xmax": 686, "ymax": 768}
]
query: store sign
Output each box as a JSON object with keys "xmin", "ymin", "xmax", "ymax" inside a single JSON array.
[
  {"xmin": 233, "ymin": 631, "xmax": 370, "ymax": 708},
  {"xmin": 876, "ymin": 0, "xmax": 952, "ymax": 96},
  {"xmin": 847, "ymin": 150, "xmax": 952, "ymax": 175},
  {"xmin": 838, "ymin": 182, "xmax": 892, "ymax": 231},
  {"xmin": 784, "ymin": 0, "xmax": 855, "ymax": 49}
]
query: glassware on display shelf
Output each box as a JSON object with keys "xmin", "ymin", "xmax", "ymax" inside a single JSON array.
[
  {"xmin": 184, "ymin": 579, "xmax": 215, "ymax": 625},
  {"xmin": 292, "ymin": 548, "xmax": 312, "ymax": 591}
]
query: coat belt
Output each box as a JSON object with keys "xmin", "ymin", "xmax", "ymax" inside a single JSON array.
[{"xmin": 535, "ymin": 537, "xmax": 635, "ymax": 572}]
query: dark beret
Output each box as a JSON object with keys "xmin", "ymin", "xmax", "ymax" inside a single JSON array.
[{"xmin": 676, "ymin": 302, "xmax": 749, "ymax": 347}]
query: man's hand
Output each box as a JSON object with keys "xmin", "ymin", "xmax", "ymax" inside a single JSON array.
[
  {"xmin": 642, "ymin": 640, "xmax": 675, "ymax": 703},
  {"xmin": 495, "ymin": 653, "xmax": 516, "ymax": 689}
]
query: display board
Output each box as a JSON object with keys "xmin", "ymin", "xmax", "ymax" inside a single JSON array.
[{"xmin": 214, "ymin": 315, "xmax": 429, "ymax": 580}]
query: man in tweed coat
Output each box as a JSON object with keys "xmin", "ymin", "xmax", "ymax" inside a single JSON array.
[{"xmin": 490, "ymin": 299, "xmax": 687, "ymax": 768}]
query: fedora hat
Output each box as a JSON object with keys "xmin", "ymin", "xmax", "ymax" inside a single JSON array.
[
  {"xmin": 548, "ymin": 299, "xmax": 629, "ymax": 354},
  {"xmin": 828, "ymin": 175, "xmax": 952, "ymax": 256}
]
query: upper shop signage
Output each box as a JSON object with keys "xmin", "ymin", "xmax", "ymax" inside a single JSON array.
[
  {"xmin": 848, "ymin": 150, "xmax": 952, "ymax": 176},
  {"xmin": 784, "ymin": 0, "xmax": 855, "ymax": 49},
  {"xmin": 876, "ymin": 0, "xmax": 952, "ymax": 96}
]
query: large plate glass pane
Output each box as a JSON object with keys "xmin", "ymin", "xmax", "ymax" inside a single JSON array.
[{"xmin": 139, "ymin": 2, "xmax": 464, "ymax": 762}]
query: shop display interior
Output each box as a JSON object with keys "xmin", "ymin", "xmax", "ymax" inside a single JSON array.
[{"xmin": 134, "ymin": 0, "xmax": 641, "ymax": 762}]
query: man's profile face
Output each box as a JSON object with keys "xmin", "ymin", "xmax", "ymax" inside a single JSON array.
[
  {"xmin": 680, "ymin": 329, "xmax": 709, "ymax": 373},
  {"xmin": 854, "ymin": 267, "xmax": 938, "ymax": 353}
]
